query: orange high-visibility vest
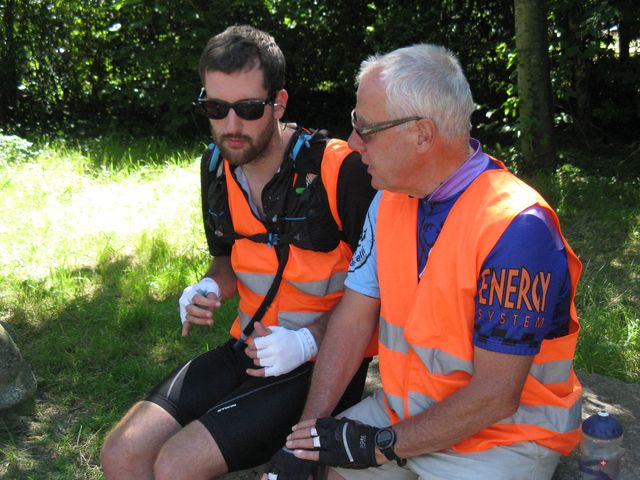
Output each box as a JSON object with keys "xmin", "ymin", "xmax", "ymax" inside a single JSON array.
[
  {"xmin": 227, "ymin": 139, "xmax": 378, "ymax": 357},
  {"xmin": 376, "ymin": 165, "xmax": 582, "ymax": 455}
]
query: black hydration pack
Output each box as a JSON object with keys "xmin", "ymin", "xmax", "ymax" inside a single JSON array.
[
  {"xmin": 200, "ymin": 127, "xmax": 347, "ymax": 348},
  {"xmin": 200, "ymin": 127, "xmax": 343, "ymax": 255}
]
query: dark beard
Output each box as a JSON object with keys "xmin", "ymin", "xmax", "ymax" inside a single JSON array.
[{"xmin": 212, "ymin": 119, "xmax": 276, "ymax": 166}]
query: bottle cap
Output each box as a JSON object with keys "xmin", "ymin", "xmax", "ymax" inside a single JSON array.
[{"xmin": 582, "ymin": 411, "xmax": 623, "ymax": 440}]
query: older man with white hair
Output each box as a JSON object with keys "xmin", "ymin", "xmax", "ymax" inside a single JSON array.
[{"xmin": 265, "ymin": 43, "xmax": 583, "ymax": 480}]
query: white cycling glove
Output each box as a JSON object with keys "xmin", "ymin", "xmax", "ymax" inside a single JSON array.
[
  {"xmin": 179, "ymin": 277, "xmax": 221, "ymax": 324},
  {"xmin": 253, "ymin": 326, "xmax": 318, "ymax": 377}
]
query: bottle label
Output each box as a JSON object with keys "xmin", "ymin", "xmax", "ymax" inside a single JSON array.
[{"xmin": 579, "ymin": 455, "xmax": 621, "ymax": 479}]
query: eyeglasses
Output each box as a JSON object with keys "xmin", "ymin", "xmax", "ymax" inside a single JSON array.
[
  {"xmin": 194, "ymin": 88, "xmax": 277, "ymax": 120},
  {"xmin": 351, "ymin": 109, "xmax": 424, "ymax": 140}
]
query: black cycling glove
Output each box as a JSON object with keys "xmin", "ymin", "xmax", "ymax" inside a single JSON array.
[
  {"xmin": 315, "ymin": 417, "xmax": 379, "ymax": 469},
  {"xmin": 266, "ymin": 447, "xmax": 318, "ymax": 479}
]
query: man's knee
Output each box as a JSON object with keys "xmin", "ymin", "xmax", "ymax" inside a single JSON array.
[
  {"xmin": 100, "ymin": 432, "xmax": 116, "ymax": 469},
  {"xmin": 101, "ymin": 401, "xmax": 178, "ymax": 476},
  {"xmin": 101, "ymin": 427, "xmax": 135, "ymax": 473},
  {"xmin": 326, "ymin": 468, "xmax": 346, "ymax": 480},
  {"xmin": 153, "ymin": 421, "xmax": 228, "ymax": 480},
  {"xmin": 153, "ymin": 446, "xmax": 182, "ymax": 480},
  {"xmin": 153, "ymin": 443, "xmax": 224, "ymax": 480}
]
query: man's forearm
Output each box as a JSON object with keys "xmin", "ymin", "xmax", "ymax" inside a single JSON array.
[
  {"xmin": 301, "ymin": 289, "xmax": 379, "ymax": 420},
  {"xmin": 390, "ymin": 348, "xmax": 533, "ymax": 459},
  {"xmin": 204, "ymin": 256, "xmax": 237, "ymax": 300},
  {"xmin": 305, "ymin": 314, "xmax": 328, "ymax": 349}
]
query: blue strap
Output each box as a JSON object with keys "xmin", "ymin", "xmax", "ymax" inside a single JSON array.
[
  {"xmin": 208, "ymin": 143, "xmax": 221, "ymax": 172},
  {"xmin": 267, "ymin": 232, "xmax": 280, "ymax": 247},
  {"xmin": 290, "ymin": 131, "xmax": 313, "ymax": 163}
]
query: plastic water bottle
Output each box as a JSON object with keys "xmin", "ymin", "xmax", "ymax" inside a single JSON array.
[{"xmin": 579, "ymin": 411, "xmax": 623, "ymax": 479}]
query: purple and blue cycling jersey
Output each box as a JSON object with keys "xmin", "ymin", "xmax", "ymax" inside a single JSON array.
[{"xmin": 347, "ymin": 139, "xmax": 570, "ymax": 356}]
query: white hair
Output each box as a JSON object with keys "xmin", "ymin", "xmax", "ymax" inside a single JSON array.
[{"xmin": 357, "ymin": 44, "xmax": 475, "ymax": 139}]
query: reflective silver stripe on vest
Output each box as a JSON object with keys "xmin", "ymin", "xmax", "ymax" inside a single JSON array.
[
  {"xmin": 238, "ymin": 308, "xmax": 323, "ymax": 331},
  {"xmin": 286, "ymin": 271, "xmax": 347, "ymax": 297},
  {"xmin": 401, "ymin": 391, "xmax": 580, "ymax": 434},
  {"xmin": 380, "ymin": 318, "xmax": 579, "ymax": 431},
  {"xmin": 384, "ymin": 392, "xmax": 405, "ymax": 418},
  {"xmin": 379, "ymin": 317, "xmax": 409, "ymax": 353},
  {"xmin": 383, "ymin": 316, "xmax": 572, "ymax": 382},
  {"xmin": 238, "ymin": 308, "xmax": 252, "ymax": 330},
  {"xmin": 279, "ymin": 311, "xmax": 324, "ymax": 330},
  {"xmin": 236, "ymin": 272, "xmax": 275, "ymax": 296},
  {"xmin": 412, "ymin": 345, "xmax": 473, "ymax": 375},
  {"xmin": 529, "ymin": 360, "xmax": 574, "ymax": 384},
  {"xmin": 407, "ymin": 391, "xmax": 437, "ymax": 417},
  {"xmin": 381, "ymin": 317, "xmax": 471, "ymax": 373},
  {"xmin": 497, "ymin": 397, "xmax": 582, "ymax": 433}
]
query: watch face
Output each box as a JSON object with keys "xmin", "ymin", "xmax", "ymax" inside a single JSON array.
[{"xmin": 375, "ymin": 428, "xmax": 394, "ymax": 448}]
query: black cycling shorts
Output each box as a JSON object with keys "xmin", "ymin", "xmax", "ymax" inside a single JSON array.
[{"xmin": 146, "ymin": 338, "xmax": 371, "ymax": 472}]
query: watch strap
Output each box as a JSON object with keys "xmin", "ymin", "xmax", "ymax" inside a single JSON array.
[{"xmin": 376, "ymin": 427, "xmax": 407, "ymax": 466}]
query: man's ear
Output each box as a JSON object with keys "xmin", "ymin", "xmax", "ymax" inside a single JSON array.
[
  {"xmin": 416, "ymin": 118, "xmax": 436, "ymax": 152},
  {"xmin": 273, "ymin": 89, "xmax": 288, "ymax": 119}
]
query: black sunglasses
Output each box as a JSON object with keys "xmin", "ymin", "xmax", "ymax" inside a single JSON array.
[{"xmin": 194, "ymin": 88, "xmax": 277, "ymax": 121}]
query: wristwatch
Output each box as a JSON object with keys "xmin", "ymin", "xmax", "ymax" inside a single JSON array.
[{"xmin": 374, "ymin": 427, "xmax": 407, "ymax": 466}]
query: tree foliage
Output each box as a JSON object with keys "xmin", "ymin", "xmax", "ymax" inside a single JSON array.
[{"xmin": 0, "ymin": 0, "xmax": 638, "ymax": 172}]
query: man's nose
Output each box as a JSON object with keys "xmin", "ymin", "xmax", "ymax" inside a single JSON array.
[
  {"xmin": 223, "ymin": 108, "xmax": 243, "ymax": 130},
  {"xmin": 348, "ymin": 129, "xmax": 365, "ymax": 152}
]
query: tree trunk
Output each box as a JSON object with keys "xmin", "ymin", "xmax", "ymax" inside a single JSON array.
[
  {"xmin": 514, "ymin": 0, "xmax": 556, "ymax": 173},
  {"xmin": 0, "ymin": 0, "xmax": 18, "ymax": 126},
  {"xmin": 618, "ymin": 20, "xmax": 630, "ymax": 62}
]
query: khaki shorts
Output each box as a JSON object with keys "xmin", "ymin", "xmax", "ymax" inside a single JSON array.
[{"xmin": 333, "ymin": 390, "xmax": 562, "ymax": 480}]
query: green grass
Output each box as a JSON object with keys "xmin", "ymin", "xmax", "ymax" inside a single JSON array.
[
  {"xmin": 0, "ymin": 136, "xmax": 638, "ymax": 478},
  {"xmin": 0, "ymin": 136, "xmax": 237, "ymax": 478},
  {"xmin": 529, "ymin": 163, "xmax": 640, "ymax": 383}
]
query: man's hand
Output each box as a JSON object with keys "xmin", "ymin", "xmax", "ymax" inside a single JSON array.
[
  {"xmin": 179, "ymin": 277, "xmax": 222, "ymax": 336},
  {"xmin": 261, "ymin": 447, "xmax": 317, "ymax": 480},
  {"xmin": 245, "ymin": 323, "xmax": 318, "ymax": 377},
  {"xmin": 286, "ymin": 418, "xmax": 379, "ymax": 469}
]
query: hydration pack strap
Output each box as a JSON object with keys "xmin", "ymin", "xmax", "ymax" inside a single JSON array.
[
  {"xmin": 290, "ymin": 130, "xmax": 313, "ymax": 164},
  {"xmin": 208, "ymin": 143, "xmax": 221, "ymax": 173},
  {"xmin": 233, "ymin": 243, "xmax": 290, "ymax": 350},
  {"xmin": 210, "ymin": 129, "xmax": 314, "ymax": 349}
]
